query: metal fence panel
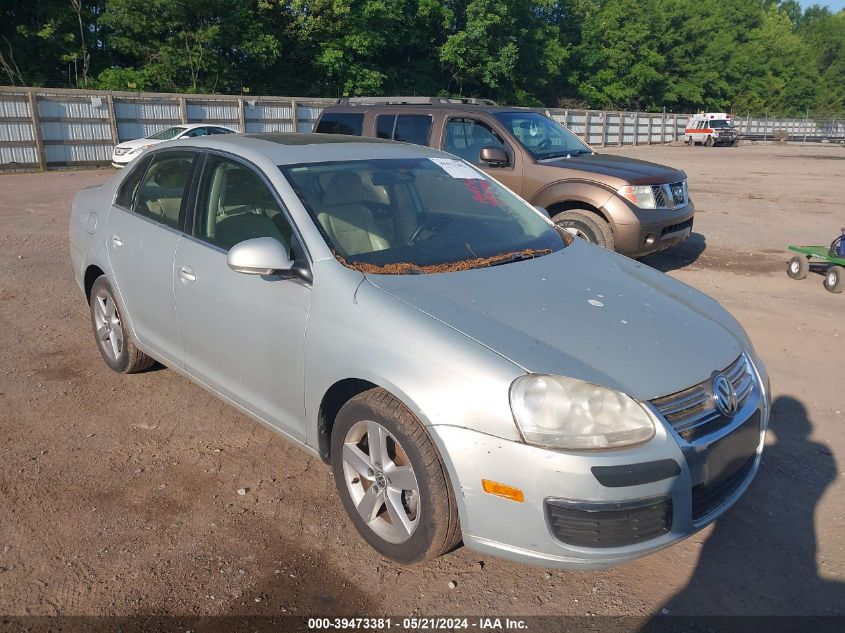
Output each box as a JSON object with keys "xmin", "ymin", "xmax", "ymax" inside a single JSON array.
[{"xmin": 2, "ymin": 86, "xmax": 843, "ymax": 170}]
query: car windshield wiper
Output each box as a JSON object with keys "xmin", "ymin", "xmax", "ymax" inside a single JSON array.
[
  {"xmin": 487, "ymin": 249, "xmax": 553, "ymax": 267},
  {"xmin": 537, "ymin": 149, "xmax": 591, "ymax": 160}
]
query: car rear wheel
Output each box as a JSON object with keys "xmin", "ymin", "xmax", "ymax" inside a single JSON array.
[
  {"xmin": 89, "ymin": 276, "xmax": 155, "ymax": 373},
  {"xmin": 687, "ymin": 135, "xmax": 695, "ymax": 146},
  {"xmin": 552, "ymin": 210, "xmax": 615, "ymax": 251},
  {"xmin": 823, "ymin": 265, "xmax": 844, "ymax": 293},
  {"xmin": 787, "ymin": 255, "xmax": 809, "ymax": 280},
  {"xmin": 331, "ymin": 388, "xmax": 461, "ymax": 564}
]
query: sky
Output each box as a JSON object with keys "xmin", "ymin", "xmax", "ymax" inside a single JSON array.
[{"xmin": 800, "ymin": 0, "xmax": 845, "ymax": 11}]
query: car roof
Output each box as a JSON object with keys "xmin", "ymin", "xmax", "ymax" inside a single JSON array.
[
  {"xmin": 319, "ymin": 103, "xmax": 534, "ymax": 115},
  {"xmin": 161, "ymin": 132, "xmax": 450, "ymax": 165}
]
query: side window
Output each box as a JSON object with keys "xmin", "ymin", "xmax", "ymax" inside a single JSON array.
[
  {"xmin": 115, "ymin": 155, "xmax": 153, "ymax": 209},
  {"xmin": 375, "ymin": 115, "xmax": 431, "ymax": 146},
  {"xmin": 184, "ymin": 127, "xmax": 207, "ymax": 138},
  {"xmin": 315, "ymin": 113, "xmax": 364, "ymax": 136},
  {"xmin": 376, "ymin": 115, "xmax": 394, "ymax": 139},
  {"xmin": 195, "ymin": 156, "xmax": 294, "ymax": 254},
  {"xmin": 133, "ymin": 152, "xmax": 195, "ymax": 230},
  {"xmin": 210, "ymin": 127, "xmax": 233, "ymax": 135},
  {"xmin": 444, "ymin": 118, "xmax": 506, "ymax": 164}
]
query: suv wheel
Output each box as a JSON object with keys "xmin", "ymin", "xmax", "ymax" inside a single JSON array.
[
  {"xmin": 552, "ymin": 210, "xmax": 615, "ymax": 250},
  {"xmin": 331, "ymin": 388, "xmax": 461, "ymax": 564},
  {"xmin": 687, "ymin": 135, "xmax": 694, "ymax": 146},
  {"xmin": 89, "ymin": 276, "xmax": 155, "ymax": 373},
  {"xmin": 705, "ymin": 136, "xmax": 715, "ymax": 147}
]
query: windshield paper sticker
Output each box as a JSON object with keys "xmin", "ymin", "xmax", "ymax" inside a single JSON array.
[{"xmin": 429, "ymin": 157, "xmax": 485, "ymax": 180}]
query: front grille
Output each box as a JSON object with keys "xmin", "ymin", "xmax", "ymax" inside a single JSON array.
[
  {"xmin": 546, "ymin": 496, "xmax": 672, "ymax": 548},
  {"xmin": 661, "ymin": 218, "xmax": 693, "ymax": 236},
  {"xmin": 651, "ymin": 181, "xmax": 687, "ymax": 209},
  {"xmin": 692, "ymin": 455, "xmax": 755, "ymax": 520},
  {"xmin": 651, "ymin": 354, "xmax": 755, "ymax": 443}
]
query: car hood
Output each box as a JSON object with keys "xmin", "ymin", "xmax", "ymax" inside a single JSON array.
[
  {"xmin": 366, "ymin": 243, "xmax": 744, "ymax": 401},
  {"xmin": 115, "ymin": 138, "xmax": 162, "ymax": 150},
  {"xmin": 541, "ymin": 153, "xmax": 685, "ymax": 186}
]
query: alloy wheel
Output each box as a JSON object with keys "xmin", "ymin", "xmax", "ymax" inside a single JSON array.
[
  {"xmin": 341, "ymin": 419, "xmax": 420, "ymax": 544},
  {"xmin": 92, "ymin": 290, "xmax": 124, "ymax": 362}
]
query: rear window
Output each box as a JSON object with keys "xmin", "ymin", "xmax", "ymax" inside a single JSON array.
[
  {"xmin": 315, "ymin": 113, "xmax": 364, "ymax": 136},
  {"xmin": 376, "ymin": 115, "xmax": 432, "ymax": 146}
]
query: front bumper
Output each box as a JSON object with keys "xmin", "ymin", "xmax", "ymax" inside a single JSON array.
[
  {"xmin": 430, "ymin": 367, "xmax": 769, "ymax": 570},
  {"xmin": 611, "ymin": 201, "xmax": 696, "ymax": 258}
]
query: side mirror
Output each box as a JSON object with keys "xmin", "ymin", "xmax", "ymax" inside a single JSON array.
[
  {"xmin": 533, "ymin": 205, "xmax": 550, "ymax": 218},
  {"xmin": 479, "ymin": 145, "xmax": 509, "ymax": 166},
  {"xmin": 227, "ymin": 237, "xmax": 293, "ymax": 276}
]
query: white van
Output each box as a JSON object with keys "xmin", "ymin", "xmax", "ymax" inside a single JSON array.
[{"xmin": 685, "ymin": 113, "xmax": 739, "ymax": 147}]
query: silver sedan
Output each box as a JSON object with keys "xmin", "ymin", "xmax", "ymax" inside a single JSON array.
[{"xmin": 69, "ymin": 133, "xmax": 770, "ymax": 568}]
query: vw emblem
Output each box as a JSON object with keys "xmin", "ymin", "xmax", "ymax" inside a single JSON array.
[{"xmin": 712, "ymin": 374, "xmax": 738, "ymax": 417}]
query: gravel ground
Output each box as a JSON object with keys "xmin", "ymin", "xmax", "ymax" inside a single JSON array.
[{"xmin": 0, "ymin": 143, "xmax": 843, "ymax": 620}]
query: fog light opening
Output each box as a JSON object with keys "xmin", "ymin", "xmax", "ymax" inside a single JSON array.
[
  {"xmin": 482, "ymin": 479, "xmax": 525, "ymax": 503},
  {"xmin": 644, "ymin": 234, "xmax": 656, "ymax": 247}
]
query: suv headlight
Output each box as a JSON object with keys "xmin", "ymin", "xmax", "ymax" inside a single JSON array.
[
  {"xmin": 509, "ymin": 374, "xmax": 655, "ymax": 450},
  {"xmin": 617, "ymin": 185, "xmax": 656, "ymax": 209}
]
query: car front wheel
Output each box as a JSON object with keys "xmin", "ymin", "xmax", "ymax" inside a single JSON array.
[
  {"xmin": 89, "ymin": 276, "xmax": 155, "ymax": 373},
  {"xmin": 331, "ymin": 388, "xmax": 461, "ymax": 564},
  {"xmin": 552, "ymin": 210, "xmax": 615, "ymax": 251}
]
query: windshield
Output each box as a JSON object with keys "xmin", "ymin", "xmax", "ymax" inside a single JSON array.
[
  {"xmin": 148, "ymin": 126, "xmax": 186, "ymax": 140},
  {"xmin": 494, "ymin": 111, "xmax": 592, "ymax": 159},
  {"xmin": 709, "ymin": 120, "xmax": 733, "ymax": 128},
  {"xmin": 281, "ymin": 157, "xmax": 567, "ymax": 274}
]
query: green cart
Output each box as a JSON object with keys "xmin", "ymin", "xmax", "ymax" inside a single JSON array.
[{"xmin": 787, "ymin": 245, "xmax": 845, "ymax": 293}]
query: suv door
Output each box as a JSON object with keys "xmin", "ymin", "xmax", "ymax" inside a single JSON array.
[
  {"xmin": 106, "ymin": 150, "xmax": 197, "ymax": 366},
  {"xmin": 442, "ymin": 116, "xmax": 523, "ymax": 194},
  {"xmin": 174, "ymin": 153, "xmax": 312, "ymax": 440}
]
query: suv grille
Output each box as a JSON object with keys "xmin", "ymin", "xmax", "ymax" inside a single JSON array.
[
  {"xmin": 651, "ymin": 181, "xmax": 687, "ymax": 209},
  {"xmin": 651, "ymin": 354, "xmax": 754, "ymax": 443}
]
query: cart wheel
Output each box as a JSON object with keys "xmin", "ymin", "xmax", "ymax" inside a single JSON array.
[
  {"xmin": 823, "ymin": 265, "xmax": 844, "ymax": 294},
  {"xmin": 787, "ymin": 255, "xmax": 809, "ymax": 280}
]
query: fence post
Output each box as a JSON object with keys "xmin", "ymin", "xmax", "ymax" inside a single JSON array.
[
  {"xmin": 105, "ymin": 93, "xmax": 119, "ymax": 145},
  {"xmin": 584, "ymin": 110, "xmax": 591, "ymax": 143},
  {"xmin": 803, "ymin": 108, "xmax": 808, "ymax": 145},
  {"xmin": 237, "ymin": 97, "xmax": 246, "ymax": 132},
  {"xmin": 634, "ymin": 112, "xmax": 639, "ymax": 146},
  {"xmin": 291, "ymin": 98, "xmax": 299, "ymax": 132},
  {"xmin": 178, "ymin": 97, "xmax": 187, "ymax": 124},
  {"xmin": 672, "ymin": 113, "xmax": 678, "ymax": 141},
  {"xmin": 661, "ymin": 109, "xmax": 666, "ymax": 143},
  {"xmin": 600, "ymin": 112, "xmax": 607, "ymax": 147},
  {"xmin": 27, "ymin": 89, "xmax": 47, "ymax": 171},
  {"xmin": 647, "ymin": 114, "xmax": 652, "ymax": 145},
  {"xmin": 618, "ymin": 112, "xmax": 623, "ymax": 146}
]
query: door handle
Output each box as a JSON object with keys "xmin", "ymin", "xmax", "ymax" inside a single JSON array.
[
  {"xmin": 178, "ymin": 266, "xmax": 196, "ymax": 283},
  {"xmin": 111, "ymin": 235, "xmax": 123, "ymax": 248}
]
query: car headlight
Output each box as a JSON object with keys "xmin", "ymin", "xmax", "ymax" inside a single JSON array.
[
  {"xmin": 509, "ymin": 374, "xmax": 655, "ymax": 450},
  {"xmin": 617, "ymin": 184, "xmax": 656, "ymax": 209}
]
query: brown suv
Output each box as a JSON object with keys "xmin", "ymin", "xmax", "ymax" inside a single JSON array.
[{"xmin": 315, "ymin": 97, "xmax": 694, "ymax": 257}]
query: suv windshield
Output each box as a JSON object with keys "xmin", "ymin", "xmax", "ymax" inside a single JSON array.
[
  {"xmin": 148, "ymin": 126, "xmax": 186, "ymax": 140},
  {"xmin": 494, "ymin": 112, "xmax": 591, "ymax": 159},
  {"xmin": 709, "ymin": 120, "xmax": 733, "ymax": 128},
  {"xmin": 282, "ymin": 157, "xmax": 566, "ymax": 274}
]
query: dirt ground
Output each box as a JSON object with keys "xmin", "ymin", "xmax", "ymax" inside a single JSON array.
[{"xmin": 1, "ymin": 143, "xmax": 844, "ymax": 621}]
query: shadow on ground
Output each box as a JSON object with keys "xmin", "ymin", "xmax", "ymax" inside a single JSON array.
[
  {"xmin": 645, "ymin": 395, "xmax": 842, "ymax": 624},
  {"xmin": 640, "ymin": 232, "xmax": 707, "ymax": 272}
]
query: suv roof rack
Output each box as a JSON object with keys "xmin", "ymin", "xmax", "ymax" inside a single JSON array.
[{"xmin": 336, "ymin": 96, "xmax": 499, "ymax": 107}]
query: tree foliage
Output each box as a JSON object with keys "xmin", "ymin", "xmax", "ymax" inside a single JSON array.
[{"xmin": 1, "ymin": 0, "xmax": 843, "ymax": 114}]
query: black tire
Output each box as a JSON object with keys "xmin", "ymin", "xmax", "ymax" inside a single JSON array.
[
  {"xmin": 787, "ymin": 255, "xmax": 809, "ymax": 280},
  {"xmin": 823, "ymin": 265, "xmax": 844, "ymax": 294},
  {"xmin": 731, "ymin": 138, "xmax": 739, "ymax": 147},
  {"xmin": 331, "ymin": 388, "xmax": 461, "ymax": 564},
  {"xmin": 89, "ymin": 276, "xmax": 155, "ymax": 373},
  {"xmin": 705, "ymin": 136, "xmax": 715, "ymax": 147},
  {"xmin": 552, "ymin": 210, "xmax": 615, "ymax": 250},
  {"xmin": 687, "ymin": 135, "xmax": 695, "ymax": 146}
]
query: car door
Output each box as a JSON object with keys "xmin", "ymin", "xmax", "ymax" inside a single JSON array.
[
  {"xmin": 173, "ymin": 153, "xmax": 312, "ymax": 441},
  {"xmin": 106, "ymin": 150, "xmax": 197, "ymax": 366},
  {"xmin": 442, "ymin": 116, "xmax": 523, "ymax": 194}
]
